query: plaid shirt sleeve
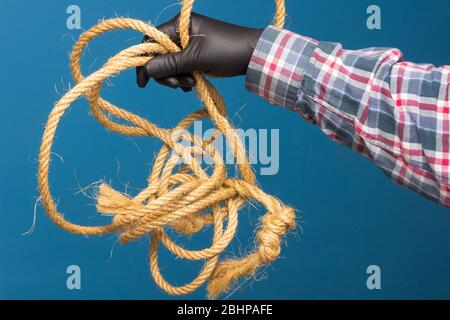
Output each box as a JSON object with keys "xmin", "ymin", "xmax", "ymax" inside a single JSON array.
[{"xmin": 246, "ymin": 26, "xmax": 450, "ymax": 208}]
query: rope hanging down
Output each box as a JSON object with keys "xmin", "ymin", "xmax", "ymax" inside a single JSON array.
[{"xmin": 38, "ymin": 0, "xmax": 294, "ymax": 298}]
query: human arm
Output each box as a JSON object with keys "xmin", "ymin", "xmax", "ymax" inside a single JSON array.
[
  {"xmin": 136, "ymin": 14, "xmax": 450, "ymax": 208},
  {"xmin": 247, "ymin": 26, "xmax": 450, "ymax": 208}
]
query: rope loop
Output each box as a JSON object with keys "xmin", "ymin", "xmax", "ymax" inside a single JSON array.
[{"xmin": 38, "ymin": 0, "xmax": 294, "ymax": 298}]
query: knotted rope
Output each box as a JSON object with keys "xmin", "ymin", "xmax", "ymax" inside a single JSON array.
[{"xmin": 38, "ymin": 0, "xmax": 295, "ymax": 298}]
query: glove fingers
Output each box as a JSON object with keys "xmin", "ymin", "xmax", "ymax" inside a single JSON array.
[
  {"xmin": 137, "ymin": 16, "xmax": 181, "ymax": 89},
  {"xmin": 137, "ymin": 66, "xmax": 150, "ymax": 88},
  {"xmin": 155, "ymin": 74, "xmax": 196, "ymax": 92},
  {"xmin": 177, "ymin": 74, "xmax": 196, "ymax": 88},
  {"xmin": 145, "ymin": 50, "xmax": 196, "ymax": 79},
  {"xmin": 155, "ymin": 76, "xmax": 179, "ymax": 89}
]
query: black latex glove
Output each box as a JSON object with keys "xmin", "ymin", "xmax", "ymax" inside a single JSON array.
[{"xmin": 136, "ymin": 13, "xmax": 263, "ymax": 91}]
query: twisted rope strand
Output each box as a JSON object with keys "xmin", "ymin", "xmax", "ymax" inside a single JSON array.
[{"xmin": 38, "ymin": 0, "xmax": 295, "ymax": 298}]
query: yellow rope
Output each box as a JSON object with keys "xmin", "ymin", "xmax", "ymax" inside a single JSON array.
[{"xmin": 38, "ymin": 0, "xmax": 295, "ymax": 298}]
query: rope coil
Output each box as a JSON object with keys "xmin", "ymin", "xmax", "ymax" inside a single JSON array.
[{"xmin": 38, "ymin": 0, "xmax": 295, "ymax": 298}]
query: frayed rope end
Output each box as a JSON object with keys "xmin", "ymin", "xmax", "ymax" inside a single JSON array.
[{"xmin": 96, "ymin": 183, "xmax": 134, "ymax": 215}]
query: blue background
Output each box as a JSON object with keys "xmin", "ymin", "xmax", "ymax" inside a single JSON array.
[{"xmin": 1, "ymin": 0, "xmax": 450, "ymax": 299}]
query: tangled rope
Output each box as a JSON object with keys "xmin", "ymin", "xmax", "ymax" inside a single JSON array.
[{"xmin": 38, "ymin": 0, "xmax": 295, "ymax": 298}]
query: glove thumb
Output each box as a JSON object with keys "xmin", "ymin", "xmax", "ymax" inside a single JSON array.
[{"xmin": 144, "ymin": 50, "xmax": 193, "ymax": 79}]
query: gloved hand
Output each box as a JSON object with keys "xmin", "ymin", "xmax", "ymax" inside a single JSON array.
[{"xmin": 136, "ymin": 13, "xmax": 263, "ymax": 91}]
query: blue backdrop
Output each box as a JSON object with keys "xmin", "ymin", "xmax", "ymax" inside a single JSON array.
[{"xmin": 1, "ymin": 0, "xmax": 450, "ymax": 299}]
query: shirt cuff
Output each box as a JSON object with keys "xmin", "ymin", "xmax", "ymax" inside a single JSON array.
[{"xmin": 245, "ymin": 26, "xmax": 319, "ymax": 111}]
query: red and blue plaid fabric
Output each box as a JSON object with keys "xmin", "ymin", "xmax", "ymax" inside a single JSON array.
[{"xmin": 246, "ymin": 26, "xmax": 450, "ymax": 208}]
